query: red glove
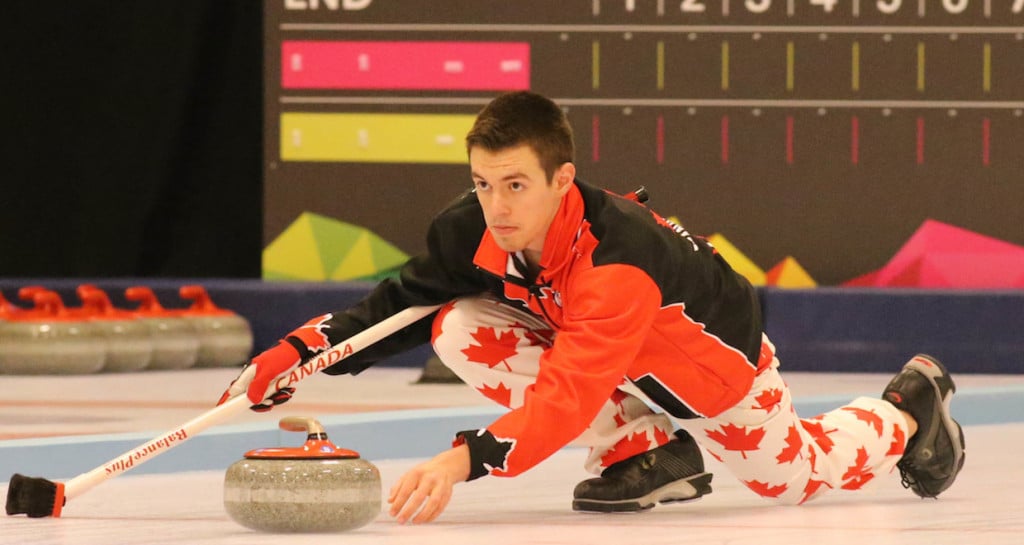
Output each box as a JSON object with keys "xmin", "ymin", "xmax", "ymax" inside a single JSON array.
[
  {"xmin": 218, "ymin": 340, "xmax": 302, "ymax": 411},
  {"xmin": 218, "ymin": 313, "xmax": 334, "ymax": 412}
]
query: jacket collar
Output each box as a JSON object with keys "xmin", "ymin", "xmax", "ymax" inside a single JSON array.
[{"xmin": 473, "ymin": 180, "xmax": 585, "ymax": 280}]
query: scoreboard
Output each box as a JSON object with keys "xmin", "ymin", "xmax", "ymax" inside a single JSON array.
[{"xmin": 263, "ymin": 0, "xmax": 1024, "ymax": 284}]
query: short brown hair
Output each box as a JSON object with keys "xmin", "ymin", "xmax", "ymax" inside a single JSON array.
[{"xmin": 465, "ymin": 91, "xmax": 575, "ymax": 181}]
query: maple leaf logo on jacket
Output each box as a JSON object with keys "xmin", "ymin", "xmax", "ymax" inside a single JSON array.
[
  {"xmin": 461, "ymin": 326, "xmax": 519, "ymax": 371},
  {"xmin": 456, "ymin": 429, "xmax": 517, "ymax": 479},
  {"xmin": 289, "ymin": 313, "xmax": 334, "ymax": 353}
]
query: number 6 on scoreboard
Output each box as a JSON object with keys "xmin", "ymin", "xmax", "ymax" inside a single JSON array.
[{"xmin": 877, "ymin": 0, "xmax": 901, "ymax": 14}]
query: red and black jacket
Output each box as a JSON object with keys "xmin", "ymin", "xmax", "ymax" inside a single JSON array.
[{"xmin": 301, "ymin": 179, "xmax": 763, "ymax": 479}]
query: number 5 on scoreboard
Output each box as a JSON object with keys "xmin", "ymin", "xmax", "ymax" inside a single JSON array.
[{"xmin": 679, "ymin": 0, "xmax": 707, "ymax": 12}]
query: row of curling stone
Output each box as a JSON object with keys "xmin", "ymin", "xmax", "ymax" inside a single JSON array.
[{"xmin": 0, "ymin": 285, "xmax": 253, "ymax": 375}]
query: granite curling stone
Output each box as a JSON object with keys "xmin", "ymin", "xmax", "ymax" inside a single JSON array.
[
  {"xmin": 0, "ymin": 289, "xmax": 106, "ymax": 374},
  {"xmin": 125, "ymin": 286, "xmax": 199, "ymax": 370},
  {"xmin": 223, "ymin": 416, "xmax": 382, "ymax": 533},
  {"xmin": 177, "ymin": 284, "xmax": 253, "ymax": 368}
]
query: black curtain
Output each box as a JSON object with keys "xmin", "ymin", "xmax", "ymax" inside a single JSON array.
[{"xmin": 1, "ymin": 2, "xmax": 262, "ymax": 277}]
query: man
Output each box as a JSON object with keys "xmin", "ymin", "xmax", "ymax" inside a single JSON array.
[{"xmin": 220, "ymin": 91, "xmax": 965, "ymax": 524}]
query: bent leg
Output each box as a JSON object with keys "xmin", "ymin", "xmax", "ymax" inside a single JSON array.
[
  {"xmin": 431, "ymin": 296, "xmax": 672, "ymax": 474},
  {"xmin": 680, "ymin": 351, "xmax": 907, "ymax": 504}
]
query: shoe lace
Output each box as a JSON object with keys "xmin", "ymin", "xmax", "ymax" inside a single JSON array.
[{"xmin": 896, "ymin": 460, "xmax": 917, "ymax": 490}]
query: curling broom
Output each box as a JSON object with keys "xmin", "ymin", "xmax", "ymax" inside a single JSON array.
[{"xmin": 5, "ymin": 304, "xmax": 441, "ymax": 518}]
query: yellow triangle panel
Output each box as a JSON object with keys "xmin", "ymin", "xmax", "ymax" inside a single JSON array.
[
  {"xmin": 262, "ymin": 213, "xmax": 327, "ymax": 280},
  {"xmin": 766, "ymin": 256, "xmax": 817, "ymax": 288},
  {"xmin": 707, "ymin": 233, "xmax": 766, "ymax": 286},
  {"xmin": 263, "ymin": 212, "xmax": 411, "ymax": 282}
]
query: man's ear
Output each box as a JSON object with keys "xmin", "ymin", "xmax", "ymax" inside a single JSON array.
[{"xmin": 555, "ymin": 162, "xmax": 575, "ymax": 195}]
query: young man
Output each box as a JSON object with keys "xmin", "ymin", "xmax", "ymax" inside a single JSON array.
[{"xmin": 221, "ymin": 91, "xmax": 965, "ymax": 524}]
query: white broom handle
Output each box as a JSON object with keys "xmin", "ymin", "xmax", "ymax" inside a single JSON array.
[{"xmin": 64, "ymin": 304, "xmax": 442, "ymax": 499}]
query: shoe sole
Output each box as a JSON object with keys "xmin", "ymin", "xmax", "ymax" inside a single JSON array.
[
  {"xmin": 905, "ymin": 354, "xmax": 965, "ymax": 497},
  {"xmin": 572, "ymin": 472, "xmax": 713, "ymax": 513}
]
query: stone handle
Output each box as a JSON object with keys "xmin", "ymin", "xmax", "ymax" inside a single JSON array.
[{"xmin": 278, "ymin": 416, "xmax": 325, "ymax": 436}]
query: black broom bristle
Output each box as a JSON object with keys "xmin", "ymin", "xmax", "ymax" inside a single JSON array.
[{"xmin": 6, "ymin": 474, "xmax": 66, "ymax": 518}]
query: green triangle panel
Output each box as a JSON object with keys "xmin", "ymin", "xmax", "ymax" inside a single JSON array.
[
  {"xmin": 264, "ymin": 211, "xmax": 411, "ymax": 282},
  {"xmin": 262, "ymin": 213, "xmax": 327, "ymax": 280},
  {"xmin": 330, "ymin": 232, "xmax": 379, "ymax": 280},
  {"xmin": 369, "ymin": 234, "xmax": 410, "ymax": 272},
  {"xmin": 307, "ymin": 212, "xmax": 366, "ymax": 277}
]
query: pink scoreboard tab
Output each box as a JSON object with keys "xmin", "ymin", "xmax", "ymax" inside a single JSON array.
[{"xmin": 282, "ymin": 41, "xmax": 530, "ymax": 90}]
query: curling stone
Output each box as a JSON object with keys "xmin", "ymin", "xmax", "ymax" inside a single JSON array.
[
  {"xmin": 77, "ymin": 285, "xmax": 153, "ymax": 372},
  {"xmin": 0, "ymin": 289, "xmax": 106, "ymax": 374},
  {"xmin": 0, "ymin": 290, "xmax": 22, "ymax": 317},
  {"xmin": 177, "ymin": 285, "xmax": 253, "ymax": 367},
  {"xmin": 223, "ymin": 416, "xmax": 381, "ymax": 533},
  {"xmin": 125, "ymin": 286, "xmax": 199, "ymax": 370}
]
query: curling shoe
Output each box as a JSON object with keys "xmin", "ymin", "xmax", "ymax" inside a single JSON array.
[
  {"xmin": 882, "ymin": 354, "xmax": 965, "ymax": 498},
  {"xmin": 572, "ymin": 429, "xmax": 712, "ymax": 513}
]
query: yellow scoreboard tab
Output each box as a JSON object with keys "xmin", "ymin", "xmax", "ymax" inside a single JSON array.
[{"xmin": 280, "ymin": 112, "xmax": 476, "ymax": 164}]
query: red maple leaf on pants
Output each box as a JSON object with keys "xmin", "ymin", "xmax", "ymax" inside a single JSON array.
[
  {"xmin": 705, "ymin": 424, "xmax": 766, "ymax": 459},
  {"xmin": 601, "ymin": 431, "xmax": 653, "ymax": 467},
  {"xmin": 843, "ymin": 406, "xmax": 884, "ymax": 438},
  {"xmin": 800, "ymin": 419, "xmax": 837, "ymax": 454},
  {"xmin": 744, "ymin": 479, "xmax": 788, "ymax": 498},
  {"xmin": 609, "ymin": 390, "xmax": 629, "ymax": 427},
  {"xmin": 753, "ymin": 388, "xmax": 783, "ymax": 412},
  {"xmin": 461, "ymin": 327, "xmax": 519, "ymax": 371},
  {"xmin": 511, "ymin": 320, "xmax": 554, "ymax": 346},
  {"xmin": 887, "ymin": 423, "xmax": 906, "ymax": 457},
  {"xmin": 775, "ymin": 425, "xmax": 804, "ymax": 464},
  {"xmin": 799, "ymin": 478, "xmax": 832, "ymax": 504},
  {"xmin": 840, "ymin": 446, "xmax": 875, "ymax": 490},
  {"xmin": 477, "ymin": 382, "xmax": 512, "ymax": 407}
]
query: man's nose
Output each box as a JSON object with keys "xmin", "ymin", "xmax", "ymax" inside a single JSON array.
[{"xmin": 491, "ymin": 190, "xmax": 512, "ymax": 214}]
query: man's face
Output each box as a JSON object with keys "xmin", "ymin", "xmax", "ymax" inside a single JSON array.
[{"xmin": 469, "ymin": 144, "xmax": 574, "ymax": 255}]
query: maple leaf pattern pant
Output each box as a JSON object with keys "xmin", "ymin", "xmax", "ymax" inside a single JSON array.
[{"xmin": 432, "ymin": 296, "xmax": 908, "ymax": 504}]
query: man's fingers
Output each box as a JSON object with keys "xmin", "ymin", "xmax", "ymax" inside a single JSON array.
[
  {"xmin": 411, "ymin": 486, "xmax": 451, "ymax": 524},
  {"xmin": 223, "ymin": 365, "xmax": 257, "ymax": 402},
  {"xmin": 396, "ymin": 488, "xmax": 430, "ymax": 524},
  {"xmin": 388, "ymin": 470, "xmax": 452, "ymax": 524},
  {"xmin": 388, "ymin": 471, "xmax": 421, "ymax": 518}
]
